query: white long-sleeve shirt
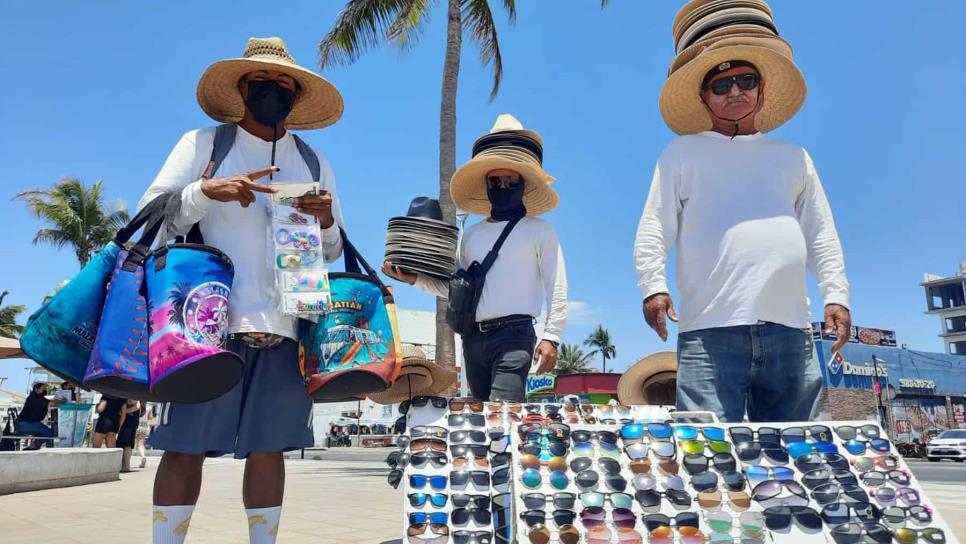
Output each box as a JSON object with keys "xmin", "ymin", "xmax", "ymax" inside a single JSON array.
[
  {"xmin": 413, "ymin": 217, "xmax": 568, "ymax": 343},
  {"xmin": 634, "ymin": 131, "xmax": 849, "ymax": 333},
  {"xmin": 138, "ymin": 125, "xmax": 345, "ymax": 340}
]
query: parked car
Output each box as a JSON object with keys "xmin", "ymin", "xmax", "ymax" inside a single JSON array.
[{"xmin": 926, "ymin": 429, "xmax": 966, "ymax": 462}]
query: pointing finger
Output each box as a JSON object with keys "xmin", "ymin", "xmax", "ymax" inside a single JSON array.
[
  {"xmin": 246, "ymin": 166, "xmax": 280, "ymax": 181},
  {"xmin": 241, "ymin": 178, "xmax": 278, "ymax": 194}
]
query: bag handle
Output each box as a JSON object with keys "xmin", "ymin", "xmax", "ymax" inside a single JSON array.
[
  {"xmin": 340, "ymin": 229, "xmax": 393, "ymax": 300},
  {"xmin": 477, "ymin": 218, "xmax": 521, "ymax": 276},
  {"xmin": 120, "ymin": 205, "xmax": 168, "ymax": 272},
  {"xmin": 114, "ymin": 194, "xmax": 168, "ymax": 245}
]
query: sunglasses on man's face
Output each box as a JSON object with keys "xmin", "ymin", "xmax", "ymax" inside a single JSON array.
[
  {"xmin": 486, "ymin": 174, "xmax": 523, "ymax": 189},
  {"xmin": 706, "ymin": 73, "xmax": 760, "ymax": 95}
]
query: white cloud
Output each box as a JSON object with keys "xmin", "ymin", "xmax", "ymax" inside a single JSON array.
[{"xmin": 539, "ymin": 300, "xmax": 603, "ymax": 327}]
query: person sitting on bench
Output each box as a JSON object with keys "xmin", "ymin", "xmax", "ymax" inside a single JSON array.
[{"xmin": 17, "ymin": 382, "xmax": 64, "ymax": 448}]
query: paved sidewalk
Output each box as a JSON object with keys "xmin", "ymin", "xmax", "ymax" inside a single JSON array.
[{"xmin": 0, "ymin": 457, "xmax": 403, "ymax": 543}]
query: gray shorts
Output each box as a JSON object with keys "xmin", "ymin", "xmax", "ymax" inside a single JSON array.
[{"xmin": 148, "ymin": 338, "xmax": 313, "ymax": 459}]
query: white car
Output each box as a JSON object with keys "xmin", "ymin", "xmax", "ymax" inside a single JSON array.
[{"xmin": 926, "ymin": 429, "xmax": 966, "ymax": 462}]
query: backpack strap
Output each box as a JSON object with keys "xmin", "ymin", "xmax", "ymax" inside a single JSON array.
[
  {"xmin": 478, "ymin": 218, "xmax": 521, "ymax": 276},
  {"xmin": 202, "ymin": 123, "xmax": 239, "ymax": 181},
  {"xmin": 291, "ymin": 133, "xmax": 321, "ymax": 182}
]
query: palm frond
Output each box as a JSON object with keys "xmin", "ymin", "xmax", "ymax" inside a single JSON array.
[
  {"xmin": 386, "ymin": 0, "xmax": 434, "ymax": 50},
  {"xmin": 462, "ymin": 0, "xmax": 504, "ymax": 100},
  {"xmin": 501, "ymin": 0, "xmax": 516, "ymax": 23},
  {"xmin": 319, "ymin": 0, "xmax": 422, "ymax": 68}
]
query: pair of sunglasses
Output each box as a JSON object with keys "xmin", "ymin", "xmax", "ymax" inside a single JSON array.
[
  {"xmin": 585, "ymin": 525, "xmax": 642, "ymax": 544},
  {"xmin": 452, "ymin": 507, "xmax": 491, "ymax": 526},
  {"xmin": 409, "ymin": 474, "xmax": 447, "ymax": 490},
  {"xmin": 400, "ymin": 396, "xmax": 447, "ymax": 415},
  {"xmin": 811, "ymin": 482, "xmax": 869, "ymax": 506},
  {"xmin": 522, "ymin": 492, "xmax": 576, "ymax": 510},
  {"xmin": 869, "ymin": 486, "xmax": 920, "ymax": 505},
  {"xmin": 786, "ymin": 440, "xmax": 839, "ymax": 459},
  {"xmin": 635, "ymin": 488, "xmax": 692, "ymax": 508},
  {"xmin": 520, "ymin": 453, "xmax": 567, "ymax": 472},
  {"xmin": 625, "ymin": 441, "xmax": 676, "ymax": 460},
  {"xmin": 851, "ymin": 454, "xmax": 900, "ymax": 472},
  {"xmin": 745, "ymin": 465, "xmax": 795, "ymax": 484},
  {"xmin": 782, "ymin": 425, "xmax": 833, "ymax": 444},
  {"xmin": 450, "ymin": 444, "xmax": 488, "ymax": 458},
  {"xmin": 527, "ymin": 524, "xmax": 581, "ymax": 544},
  {"xmin": 450, "ymin": 470, "xmax": 490, "ymax": 489},
  {"xmin": 449, "ymin": 398, "xmax": 484, "ymax": 413},
  {"xmin": 881, "ymin": 505, "xmax": 932, "ymax": 524},
  {"xmin": 751, "ymin": 479, "xmax": 807, "ymax": 503},
  {"xmin": 644, "ymin": 512, "xmax": 699, "ymax": 534},
  {"xmin": 647, "ymin": 526, "xmax": 704, "ymax": 543},
  {"xmin": 408, "ymin": 492, "xmax": 448, "ymax": 508},
  {"xmin": 735, "ymin": 441, "xmax": 789, "ymax": 464},
  {"xmin": 801, "ymin": 467, "xmax": 858, "ymax": 490},
  {"xmin": 579, "ymin": 491, "xmax": 634, "ymax": 509},
  {"xmin": 794, "ymin": 452, "xmax": 849, "ymax": 472},
  {"xmin": 831, "ymin": 523, "xmax": 945, "ymax": 544},
  {"xmin": 409, "ymin": 512, "xmax": 448, "ymax": 525},
  {"xmin": 860, "ymin": 469, "xmax": 910, "ymax": 487},
  {"xmin": 520, "ymin": 440, "xmax": 568, "ymax": 457},
  {"xmin": 844, "ymin": 438, "xmax": 892, "ymax": 455},
  {"xmin": 453, "ymin": 530, "xmax": 491, "ymax": 544},
  {"xmin": 575, "ymin": 470, "xmax": 627, "ymax": 492},
  {"xmin": 519, "ymin": 508, "xmax": 576, "ymax": 528},
  {"xmin": 680, "ymin": 439, "xmax": 731, "ymax": 455},
  {"xmin": 632, "ymin": 473, "xmax": 684, "ymax": 492},
  {"xmin": 703, "ymin": 511, "xmax": 764, "ymax": 536},
  {"xmin": 411, "ymin": 425, "xmax": 448, "ymax": 440},
  {"xmin": 569, "ymin": 456, "xmax": 621, "ymax": 474},
  {"xmin": 450, "ymin": 429, "xmax": 487, "ymax": 444},
  {"xmin": 407, "ymin": 522, "xmax": 448, "ymax": 544},
  {"xmin": 682, "ymin": 452, "xmax": 736, "ymax": 475},
  {"xmin": 405, "ymin": 451, "xmax": 448, "ymax": 469},
  {"xmin": 690, "ymin": 469, "xmax": 745, "ymax": 492},
  {"xmin": 448, "ymin": 414, "xmax": 486, "ymax": 428},
  {"xmin": 705, "ymin": 73, "xmax": 760, "ymax": 95},
  {"xmin": 573, "ymin": 441, "xmax": 622, "ymax": 460},
  {"xmin": 834, "ymin": 424, "xmax": 882, "ymax": 442},
  {"xmin": 674, "ymin": 425, "xmax": 726, "ymax": 441},
  {"xmin": 580, "ymin": 506, "xmax": 636, "ymax": 529},
  {"xmin": 452, "ymin": 455, "xmax": 489, "ymax": 470},
  {"xmin": 821, "ymin": 501, "xmax": 882, "ymax": 525},
  {"xmin": 696, "ymin": 489, "xmax": 752, "ymax": 510},
  {"xmin": 762, "ymin": 505, "xmax": 822, "ymax": 531},
  {"xmin": 411, "ymin": 438, "xmax": 447, "ymax": 453},
  {"xmin": 729, "ymin": 426, "xmax": 781, "ymax": 445},
  {"xmin": 486, "ymin": 174, "xmax": 523, "ymax": 189},
  {"xmin": 572, "ymin": 429, "xmax": 618, "ymax": 444},
  {"xmin": 599, "ymin": 404, "xmax": 632, "ymax": 417},
  {"xmin": 520, "ymin": 468, "xmax": 568, "ymax": 490}
]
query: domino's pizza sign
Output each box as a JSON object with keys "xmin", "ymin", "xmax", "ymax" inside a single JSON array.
[
  {"xmin": 526, "ymin": 374, "xmax": 557, "ymax": 396},
  {"xmin": 827, "ymin": 351, "xmax": 844, "ymax": 375}
]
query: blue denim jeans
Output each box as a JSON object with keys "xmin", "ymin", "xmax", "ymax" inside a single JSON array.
[
  {"xmin": 676, "ymin": 322, "xmax": 811, "ymax": 422},
  {"xmin": 462, "ymin": 323, "xmax": 537, "ymax": 402},
  {"xmin": 18, "ymin": 421, "xmax": 56, "ymax": 437}
]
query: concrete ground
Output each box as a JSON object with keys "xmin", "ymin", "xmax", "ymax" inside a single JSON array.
[{"xmin": 0, "ymin": 451, "xmax": 963, "ymax": 543}]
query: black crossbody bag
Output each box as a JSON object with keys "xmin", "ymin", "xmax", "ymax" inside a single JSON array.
[{"xmin": 445, "ymin": 218, "xmax": 521, "ymax": 336}]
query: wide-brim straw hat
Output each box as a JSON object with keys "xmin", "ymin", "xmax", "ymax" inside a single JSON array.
[
  {"xmin": 617, "ymin": 351, "xmax": 678, "ymax": 405},
  {"xmin": 197, "ymin": 36, "xmax": 344, "ymax": 130},
  {"xmin": 673, "ymin": 0, "xmax": 775, "ymax": 51},
  {"xmin": 450, "ymin": 114, "xmax": 559, "ymax": 217},
  {"xmin": 673, "ymin": 0, "xmax": 773, "ymax": 39},
  {"xmin": 369, "ymin": 345, "xmax": 458, "ymax": 405},
  {"xmin": 669, "ymin": 34, "xmax": 792, "ymax": 76},
  {"xmin": 659, "ymin": 39, "xmax": 806, "ymax": 135}
]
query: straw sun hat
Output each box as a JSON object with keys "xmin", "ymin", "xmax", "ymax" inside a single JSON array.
[
  {"xmin": 197, "ymin": 36, "xmax": 344, "ymax": 130},
  {"xmin": 617, "ymin": 351, "xmax": 678, "ymax": 406},
  {"xmin": 450, "ymin": 114, "xmax": 559, "ymax": 217},
  {"xmin": 369, "ymin": 345, "xmax": 458, "ymax": 405},
  {"xmin": 659, "ymin": 39, "xmax": 806, "ymax": 135}
]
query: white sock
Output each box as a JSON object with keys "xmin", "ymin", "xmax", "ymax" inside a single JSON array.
[
  {"xmin": 152, "ymin": 504, "xmax": 195, "ymax": 544},
  {"xmin": 246, "ymin": 506, "xmax": 282, "ymax": 544}
]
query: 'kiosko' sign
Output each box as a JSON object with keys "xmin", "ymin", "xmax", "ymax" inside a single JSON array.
[{"xmin": 526, "ymin": 374, "xmax": 557, "ymax": 395}]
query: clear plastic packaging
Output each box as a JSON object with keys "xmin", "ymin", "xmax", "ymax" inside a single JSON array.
[{"xmin": 269, "ymin": 182, "xmax": 331, "ymax": 316}]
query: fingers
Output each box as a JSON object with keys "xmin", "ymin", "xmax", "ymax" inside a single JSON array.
[
  {"xmin": 245, "ymin": 166, "xmax": 280, "ymax": 181},
  {"xmin": 655, "ymin": 308, "xmax": 668, "ymax": 342},
  {"xmin": 239, "ymin": 177, "xmax": 278, "ymax": 194},
  {"xmin": 666, "ymin": 298, "xmax": 679, "ymax": 323}
]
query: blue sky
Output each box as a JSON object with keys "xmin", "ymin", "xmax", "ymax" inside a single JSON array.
[{"xmin": 1, "ymin": 1, "xmax": 964, "ymax": 393}]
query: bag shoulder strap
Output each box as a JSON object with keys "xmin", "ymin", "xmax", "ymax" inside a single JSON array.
[
  {"xmin": 478, "ymin": 218, "xmax": 521, "ymax": 276},
  {"xmin": 205, "ymin": 123, "xmax": 238, "ymax": 180},
  {"xmin": 340, "ymin": 228, "xmax": 393, "ymax": 300},
  {"xmin": 291, "ymin": 133, "xmax": 321, "ymax": 182}
]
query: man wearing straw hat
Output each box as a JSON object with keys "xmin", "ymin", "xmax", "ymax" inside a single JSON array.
[
  {"xmin": 634, "ymin": 0, "xmax": 851, "ymax": 422},
  {"xmin": 383, "ymin": 114, "xmax": 569, "ymax": 402},
  {"xmin": 137, "ymin": 37, "xmax": 345, "ymax": 544}
]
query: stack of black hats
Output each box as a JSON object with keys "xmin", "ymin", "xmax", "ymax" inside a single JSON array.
[{"xmin": 385, "ymin": 197, "xmax": 458, "ymax": 281}]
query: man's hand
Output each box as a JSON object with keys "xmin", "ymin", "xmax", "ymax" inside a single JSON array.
[
  {"xmin": 643, "ymin": 293, "xmax": 678, "ymax": 341},
  {"xmin": 534, "ymin": 341, "xmax": 558, "ymax": 374},
  {"xmin": 825, "ymin": 303, "xmax": 852, "ymax": 353},
  {"xmin": 200, "ymin": 166, "xmax": 279, "ymax": 207},
  {"xmin": 382, "ymin": 261, "xmax": 417, "ymax": 285},
  {"xmin": 295, "ymin": 191, "xmax": 335, "ymax": 228}
]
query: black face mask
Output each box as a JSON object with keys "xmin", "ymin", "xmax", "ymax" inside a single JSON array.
[
  {"xmin": 487, "ymin": 179, "xmax": 527, "ymax": 221},
  {"xmin": 244, "ymin": 80, "xmax": 296, "ymax": 128}
]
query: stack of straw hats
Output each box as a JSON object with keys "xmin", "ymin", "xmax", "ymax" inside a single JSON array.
[
  {"xmin": 659, "ymin": 0, "xmax": 806, "ymax": 135},
  {"xmin": 384, "ymin": 197, "xmax": 458, "ymax": 281}
]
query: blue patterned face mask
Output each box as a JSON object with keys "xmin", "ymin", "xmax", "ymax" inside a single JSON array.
[{"xmin": 486, "ymin": 178, "xmax": 527, "ymax": 221}]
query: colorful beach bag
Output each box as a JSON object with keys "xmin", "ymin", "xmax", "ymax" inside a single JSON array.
[
  {"xmin": 144, "ymin": 224, "xmax": 243, "ymax": 403},
  {"xmin": 20, "ymin": 196, "xmax": 168, "ymax": 384},
  {"xmin": 298, "ymin": 231, "xmax": 402, "ymax": 402}
]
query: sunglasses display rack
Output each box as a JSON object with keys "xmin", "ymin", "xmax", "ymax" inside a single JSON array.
[{"xmin": 389, "ymin": 399, "xmax": 960, "ymax": 544}]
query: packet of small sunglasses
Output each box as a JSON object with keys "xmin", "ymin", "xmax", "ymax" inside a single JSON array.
[
  {"xmin": 278, "ymin": 270, "xmax": 330, "ymax": 292},
  {"xmin": 271, "ymin": 203, "xmax": 316, "ymax": 226},
  {"xmin": 275, "ymin": 250, "xmax": 323, "ymax": 270},
  {"xmin": 281, "ymin": 291, "xmax": 331, "ymax": 315},
  {"xmin": 273, "ymin": 224, "xmax": 323, "ymax": 251}
]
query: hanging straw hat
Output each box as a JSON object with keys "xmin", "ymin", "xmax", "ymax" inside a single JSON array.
[
  {"xmin": 369, "ymin": 345, "xmax": 458, "ymax": 405},
  {"xmin": 450, "ymin": 114, "xmax": 559, "ymax": 217},
  {"xmin": 617, "ymin": 351, "xmax": 678, "ymax": 406},
  {"xmin": 197, "ymin": 36, "xmax": 344, "ymax": 130}
]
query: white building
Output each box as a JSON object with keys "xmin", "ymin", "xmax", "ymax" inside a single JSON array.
[
  {"xmin": 923, "ymin": 261, "xmax": 966, "ymax": 355},
  {"xmin": 310, "ymin": 308, "xmax": 463, "ymax": 445}
]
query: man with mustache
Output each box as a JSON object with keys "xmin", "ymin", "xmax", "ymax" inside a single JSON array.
[{"xmin": 634, "ymin": 57, "xmax": 851, "ymax": 422}]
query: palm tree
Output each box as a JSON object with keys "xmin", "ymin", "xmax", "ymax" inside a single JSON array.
[
  {"xmin": 555, "ymin": 343, "xmax": 593, "ymax": 375},
  {"xmin": 318, "ymin": 1, "xmax": 606, "ymax": 371},
  {"xmin": 584, "ymin": 324, "xmax": 616, "ymax": 373},
  {"xmin": 16, "ymin": 178, "xmax": 129, "ymax": 268},
  {"xmin": 0, "ymin": 291, "xmax": 26, "ymax": 338},
  {"xmin": 167, "ymin": 282, "xmax": 194, "ymax": 330}
]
